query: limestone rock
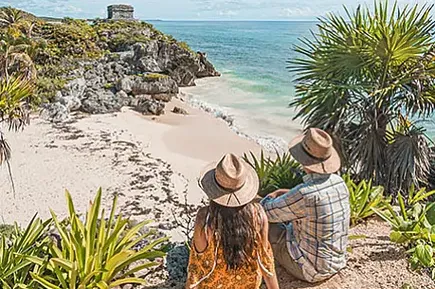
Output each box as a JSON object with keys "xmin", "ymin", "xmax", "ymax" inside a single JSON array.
[
  {"xmin": 116, "ymin": 77, "xmax": 134, "ymax": 94},
  {"xmin": 81, "ymin": 90, "xmax": 126, "ymax": 114},
  {"xmin": 131, "ymin": 42, "xmax": 220, "ymax": 87},
  {"xmin": 131, "ymin": 75, "xmax": 178, "ymax": 96},
  {"xmin": 40, "ymin": 103, "xmax": 70, "ymax": 123},
  {"xmin": 172, "ymin": 106, "xmax": 188, "ymax": 115},
  {"xmin": 133, "ymin": 97, "xmax": 165, "ymax": 116}
]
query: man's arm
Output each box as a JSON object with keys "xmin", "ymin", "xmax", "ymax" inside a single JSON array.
[{"xmin": 261, "ymin": 186, "xmax": 306, "ymax": 223}]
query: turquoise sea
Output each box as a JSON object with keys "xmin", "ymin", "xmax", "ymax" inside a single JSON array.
[{"xmin": 151, "ymin": 21, "xmax": 435, "ymax": 142}]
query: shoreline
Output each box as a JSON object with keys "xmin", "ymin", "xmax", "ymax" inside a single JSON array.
[
  {"xmin": 0, "ymin": 95, "xmax": 261, "ymax": 242},
  {"xmin": 180, "ymin": 76, "xmax": 303, "ymax": 154}
]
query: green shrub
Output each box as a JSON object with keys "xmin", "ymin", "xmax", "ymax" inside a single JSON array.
[
  {"xmin": 343, "ymin": 174, "xmax": 389, "ymax": 226},
  {"xmin": 35, "ymin": 20, "xmax": 103, "ymax": 64},
  {"xmin": 243, "ymin": 151, "xmax": 303, "ymax": 197},
  {"xmin": 0, "ymin": 216, "xmax": 51, "ymax": 288},
  {"xmin": 30, "ymin": 189, "xmax": 168, "ymax": 288},
  {"xmin": 374, "ymin": 187, "xmax": 435, "ymax": 277},
  {"xmin": 36, "ymin": 76, "xmax": 66, "ymax": 102}
]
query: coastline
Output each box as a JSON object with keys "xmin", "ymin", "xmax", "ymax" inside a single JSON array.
[
  {"xmin": 180, "ymin": 76, "xmax": 303, "ymax": 154},
  {"xmin": 0, "ymin": 96, "xmax": 261, "ymax": 242}
]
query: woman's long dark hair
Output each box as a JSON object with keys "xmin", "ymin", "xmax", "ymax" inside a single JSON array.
[{"xmin": 208, "ymin": 201, "xmax": 259, "ymax": 270}]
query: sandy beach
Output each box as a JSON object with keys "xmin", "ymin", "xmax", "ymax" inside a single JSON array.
[{"xmin": 0, "ymin": 96, "xmax": 263, "ymax": 241}]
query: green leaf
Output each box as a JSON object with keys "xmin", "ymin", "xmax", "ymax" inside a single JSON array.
[
  {"xmin": 390, "ymin": 231, "xmax": 409, "ymax": 244},
  {"xmin": 415, "ymin": 243, "xmax": 434, "ymax": 267}
]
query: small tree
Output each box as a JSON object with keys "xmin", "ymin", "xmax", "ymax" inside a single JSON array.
[
  {"xmin": 0, "ymin": 7, "xmax": 37, "ymax": 188},
  {"xmin": 289, "ymin": 1, "xmax": 435, "ymax": 194}
]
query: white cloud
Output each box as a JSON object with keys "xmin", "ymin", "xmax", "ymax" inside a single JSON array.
[
  {"xmin": 218, "ymin": 10, "xmax": 238, "ymax": 17},
  {"xmin": 2, "ymin": 0, "xmax": 435, "ymax": 20},
  {"xmin": 280, "ymin": 7, "xmax": 314, "ymax": 17}
]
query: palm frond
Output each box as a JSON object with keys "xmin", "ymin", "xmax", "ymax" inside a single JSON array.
[{"xmin": 289, "ymin": 1, "xmax": 435, "ymax": 193}]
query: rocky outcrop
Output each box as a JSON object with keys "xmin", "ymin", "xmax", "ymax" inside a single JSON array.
[
  {"xmin": 131, "ymin": 42, "xmax": 220, "ymax": 87},
  {"xmin": 41, "ymin": 21, "xmax": 220, "ymax": 122}
]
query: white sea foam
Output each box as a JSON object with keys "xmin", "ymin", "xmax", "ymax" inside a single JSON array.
[{"xmin": 180, "ymin": 90, "xmax": 289, "ymax": 154}]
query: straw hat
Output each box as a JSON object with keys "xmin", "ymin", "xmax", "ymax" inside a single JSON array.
[
  {"xmin": 289, "ymin": 128, "xmax": 341, "ymax": 174},
  {"xmin": 199, "ymin": 153, "xmax": 259, "ymax": 207}
]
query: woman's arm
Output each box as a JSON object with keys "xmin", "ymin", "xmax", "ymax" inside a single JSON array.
[
  {"xmin": 259, "ymin": 207, "xmax": 280, "ymax": 289},
  {"xmin": 185, "ymin": 207, "xmax": 209, "ymax": 289}
]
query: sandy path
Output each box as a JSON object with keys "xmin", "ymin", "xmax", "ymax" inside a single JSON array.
[{"xmin": 0, "ymin": 98, "xmax": 260, "ymax": 241}]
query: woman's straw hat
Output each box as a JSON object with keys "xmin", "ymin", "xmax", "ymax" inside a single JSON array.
[
  {"xmin": 199, "ymin": 153, "xmax": 259, "ymax": 207},
  {"xmin": 289, "ymin": 128, "xmax": 341, "ymax": 174}
]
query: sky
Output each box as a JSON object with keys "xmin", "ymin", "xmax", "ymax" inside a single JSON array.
[{"xmin": 0, "ymin": 0, "xmax": 434, "ymax": 20}]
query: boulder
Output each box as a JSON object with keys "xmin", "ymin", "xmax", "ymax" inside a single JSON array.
[
  {"xmin": 55, "ymin": 77, "xmax": 86, "ymax": 111},
  {"xmin": 81, "ymin": 89, "xmax": 127, "ymax": 114},
  {"xmin": 152, "ymin": 94, "xmax": 173, "ymax": 102},
  {"xmin": 133, "ymin": 97, "xmax": 165, "ymax": 116},
  {"xmin": 116, "ymin": 77, "xmax": 134, "ymax": 94},
  {"xmin": 172, "ymin": 106, "xmax": 188, "ymax": 115},
  {"xmin": 40, "ymin": 103, "xmax": 70, "ymax": 123},
  {"xmin": 131, "ymin": 74, "xmax": 178, "ymax": 96}
]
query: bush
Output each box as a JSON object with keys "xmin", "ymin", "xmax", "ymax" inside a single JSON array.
[
  {"xmin": 375, "ymin": 186, "xmax": 435, "ymax": 277},
  {"xmin": 344, "ymin": 174, "xmax": 389, "ymax": 226},
  {"xmin": 0, "ymin": 216, "xmax": 51, "ymax": 288},
  {"xmin": 243, "ymin": 151, "xmax": 303, "ymax": 197},
  {"xmin": 30, "ymin": 189, "xmax": 168, "ymax": 288}
]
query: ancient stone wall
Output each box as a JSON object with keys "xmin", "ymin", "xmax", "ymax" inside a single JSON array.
[{"xmin": 107, "ymin": 5, "xmax": 134, "ymax": 20}]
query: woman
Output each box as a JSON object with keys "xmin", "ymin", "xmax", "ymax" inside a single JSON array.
[{"xmin": 186, "ymin": 153, "xmax": 279, "ymax": 289}]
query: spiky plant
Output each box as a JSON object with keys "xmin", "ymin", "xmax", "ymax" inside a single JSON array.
[
  {"xmin": 0, "ymin": 36, "xmax": 37, "ymax": 81},
  {"xmin": 429, "ymin": 147, "xmax": 435, "ymax": 191},
  {"xmin": 243, "ymin": 151, "xmax": 304, "ymax": 197},
  {"xmin": 0, "ymin": 7, "xmax": 24, "ymax": 28},
  {"xmin": 289, "ymin": 1, "xmax": 435, "ymax": 194}
]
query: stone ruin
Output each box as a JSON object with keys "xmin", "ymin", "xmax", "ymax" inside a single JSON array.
[{"xmin": 107, "ymin": 4, "xmax": 134, "ymax": 20}]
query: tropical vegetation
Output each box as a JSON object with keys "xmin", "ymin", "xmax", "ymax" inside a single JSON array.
[
  {"xmin": 374, "ymin": 186, "xmax": 435, "ymax": 277},
  {"xmin": 243, "ymin": 150, "xmax": 304, "ymax": 197},
  {"xmin": 289, "ymin": 1, "xmax": 435, "ymax": 195},
  {"xmin": 0, "ymin": 189, "xmax": 168, "ymax": 288},
  {"xmin": 343, "ymin": 174, "xmax": 389, "ymax": 226}
]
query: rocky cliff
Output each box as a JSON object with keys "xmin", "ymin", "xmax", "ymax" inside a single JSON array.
[{"xmin": 6, "ymin": 16, "xmax": 220, "ymax": 122}]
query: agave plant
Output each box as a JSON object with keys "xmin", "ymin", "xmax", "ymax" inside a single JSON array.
[
  {"xmin": 0, "ymin": 7, "xmax": 24, "ymax": 28},
  {"xmin": 289, "ymin": 1, "xmax": 435, "ymax": 194},
  {"xmin": 0, "ymin": 215, "xmax": 52, "ymax": 289},
  {"xmin": 30, "ymin": 189, "xmax": 168, "ymax": 288},
  {"xmin": 343, "ymin": 174, "xmax": 389, "ymax": 226},
  {"xmin": 243, "ymin": 151, "xmax": 303, "ymax": 197}
]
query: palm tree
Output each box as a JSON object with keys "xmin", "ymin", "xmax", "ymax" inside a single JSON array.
[
  {"xmin": 289, "ymin": 1, "xmax": 435, "ymax": 193},
  {"xmin": 0, "ymin": 7, "xmax": 24, "ymax": 28},
  {"xmin": 0, "ymin": 36, "xmax": 37, "ymax": 81}
]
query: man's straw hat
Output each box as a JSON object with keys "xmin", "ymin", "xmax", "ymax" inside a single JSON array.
[{"xmin": 289, "ymin": 128, "xmax": 341, "ymax": 174}]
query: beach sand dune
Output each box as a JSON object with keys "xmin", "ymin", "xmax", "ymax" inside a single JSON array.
[{"xmin": 0, "ymin": 98, "xmax": 260, "ymax": 241}]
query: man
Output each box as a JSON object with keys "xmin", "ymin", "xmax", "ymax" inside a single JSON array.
[{"xmin": 261, "ymin": 128, "xmax": 350, "ymax": 283}]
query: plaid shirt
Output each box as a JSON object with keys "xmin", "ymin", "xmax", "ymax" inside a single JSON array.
[{"xmin": 261, "ymin": 173, "xmax": 350, "ymax": 283}]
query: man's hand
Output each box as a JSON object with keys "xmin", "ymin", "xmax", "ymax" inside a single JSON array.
[{"xmin": 267, "ymin": 189, "xmax": 290, "ymax": 199}]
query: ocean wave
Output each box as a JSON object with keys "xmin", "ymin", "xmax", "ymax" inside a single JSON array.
[{"xmin": 180, "ymin": 91, "xmax": 288, "ymax": 154}]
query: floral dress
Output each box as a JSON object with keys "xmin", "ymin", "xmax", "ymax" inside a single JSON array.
[{"xmin": 186, "ymin": 206, "xmax": 276, "ymax": 289}]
